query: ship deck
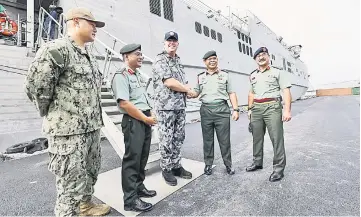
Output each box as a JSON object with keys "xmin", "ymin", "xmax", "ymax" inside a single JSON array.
[{"xmin": 0, "ymin": 95, "xmax": 359, "ymax": 216}]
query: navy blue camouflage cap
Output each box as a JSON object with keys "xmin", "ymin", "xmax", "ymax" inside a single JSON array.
[
  {"xmin": 253, "ymin": 46, "xmax": 269, "ymax": 59},
  {"xmin": 203, "ymin": 50, "xmax": 217, "ymax": 60},
  {"xmin": 119, "ymin": 43, "xmax": 141, "ymax": 54},
  {"xmin": 164, "ymin": 31, "xmax": 178, "ymax": 41}
]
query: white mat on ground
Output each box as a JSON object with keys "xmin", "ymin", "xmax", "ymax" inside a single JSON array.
[{"xmin": 94, "ymin": 158, "xmax": 208, "ymax": 216}]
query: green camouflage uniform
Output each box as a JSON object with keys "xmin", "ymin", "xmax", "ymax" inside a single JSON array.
[
  {"xmin": 25, "ymin": 36, "xmax": 103, "ymax": 217},
  {"xmin": 152, "ymin": 51, "xmax": 187, "ymax": 171}
]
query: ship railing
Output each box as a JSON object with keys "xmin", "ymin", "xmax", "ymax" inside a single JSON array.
[
  {"xmin": 180, "ymin": 0, "xmax": 231, "ymax": 27},
  {"xmin": 91, "ymin": 28, "xmax": 154, "ymax": 84}
]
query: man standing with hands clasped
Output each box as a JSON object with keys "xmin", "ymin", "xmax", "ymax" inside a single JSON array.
[
  {"xmin": 246, "ymin": 46, "xmax": 292, "ymax": 182},
  {"xmin": 25, "ymin": 7, "xmax": 111, "ymax": 217},
  {"xmin": 188, "ymin": 50, "xmax": 239, "ymax": 175},
  {"xmin": 111, "ymin": 43, "xmax": 157, "ymax": 212}
]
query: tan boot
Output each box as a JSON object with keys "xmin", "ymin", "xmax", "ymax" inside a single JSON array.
[{"xmin": 79, "ymin": 201, "xmax": 111, "ymax": 216}]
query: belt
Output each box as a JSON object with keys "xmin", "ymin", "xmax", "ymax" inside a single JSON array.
[
  {"xmin": 254, "ymin": 98, "xmax": 279, "ymax": 103},
  {"xmin": 124, "ymin": 110, "xmax": 151, "ymax": 117},
  {"xmin": 202, "ymin": 100, "xmax": 227, "ymax": 106}
]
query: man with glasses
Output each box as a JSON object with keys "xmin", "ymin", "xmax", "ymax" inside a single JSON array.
[
  {"xmin": 246, "ymin": 47, "xmax": 292, "ymax": 182},
  {"xmin": 188, "ymin": 50, "xmax": 239, "ymax": 176},
  {"xmin": 25, "ymin": 7, "xmax": 110, "ymax": 217},
  {"xmin": 111, "ymin": 43, "xmax": 157, "ymax": 212},
  {"xmin": 152, "ymin": 31, "xmax": 193, "ymax": 186}
]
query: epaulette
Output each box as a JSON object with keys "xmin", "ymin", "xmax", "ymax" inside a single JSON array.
[
  {"xmin": 271, "ymin": 66, "xmax": 283, "ymax": 70},
  {"xmin": 250, "ymin": 69, "xmax": 257, "ymax": 74},
  {"xmin": 219, "ymin": 69, "xmax": 228, "ymax": 74},
  {"xmin": 197, "ymin": 72, "xmax": 205, "ymax": 76}
]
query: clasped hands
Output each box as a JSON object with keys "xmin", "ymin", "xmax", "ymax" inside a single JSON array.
[{"xmin": 185, "ymin": 85, "xmax": 197, "ymax": 98}]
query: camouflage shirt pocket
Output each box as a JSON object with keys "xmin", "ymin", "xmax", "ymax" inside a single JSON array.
[
  {"xmin": 70, "ymin": 64, "xmax": 94, "ymax": 89},
  {"xmin": 48, "ymin": 136, "xmax": 77, "ymax": 155}
]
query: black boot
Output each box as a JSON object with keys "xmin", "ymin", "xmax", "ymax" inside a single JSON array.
[
  {"xmin": 246, "ymin": 164, "xmax": 263, "ymax": 172},
  {"xmin": 204, "ymin": 165, "xmax": 212, "ymax": 175},
  {"xmin": 172, "ymin": 167, "xmax": 192, "ymax": 179},
  {"xmin": 124, "ymin": 198, "xmax": 153, "ymax": 212},
  {"xmin": 269, "ymin": 171, "xmax": 284, "ymax": 182},
  {"xmin": 138, "ymin": 188, "xmax": 157, "ymax": 198},
  {"xmin": 226, "ymin": 166, "xmax": 235, "ymax": 175},
  {"xmin": 162, "ymin": 170, "xmax": 177, "ymax": 186}
]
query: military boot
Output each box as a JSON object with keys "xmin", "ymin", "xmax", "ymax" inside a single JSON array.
[
  {"xmin": 172, "ymin": 167, "xmax": 192, "ymax": 179},
  {"xmin": 162, "ymin": 170, "xmax": 177, "ymax": 186},
  {"xmin": 80, "ymin": 201, "xmax": 111, "ymax": 216}
]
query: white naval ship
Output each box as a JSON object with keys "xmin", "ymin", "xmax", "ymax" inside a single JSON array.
[
  {"xmin": 56, "ymin": 0, "xmax": 309, "ymax": 110},
  {"xmin": 0, "ymin": 0, "xmax": 309, "ymax": 154}
]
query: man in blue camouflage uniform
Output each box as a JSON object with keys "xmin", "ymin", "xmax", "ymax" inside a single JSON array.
[
  {"xmin": 152, "ymin": 31, "xmax": 193, "ymax": 186},
  {"xmin": 24, "ymin": 8, "xmax": 110, "ymax": 217}
]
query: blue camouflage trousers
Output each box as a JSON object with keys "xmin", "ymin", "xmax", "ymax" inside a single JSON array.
[
  {"xmin": 156, "ymin": 110, "xmax": 186, "ymax": 171},
  {"xmin": 47, "ymin": 130, "xmax": 101, "ymax": 217}
]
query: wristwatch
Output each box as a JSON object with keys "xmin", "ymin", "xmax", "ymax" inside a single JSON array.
[{"xmin": 233, "ymin": 108, "xmax": 240, "ymax": 112}]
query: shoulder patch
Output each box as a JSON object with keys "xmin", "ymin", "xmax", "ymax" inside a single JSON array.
[{"xmin": 48, "ymin": 48, "xmax": 64, "ymax": 66}]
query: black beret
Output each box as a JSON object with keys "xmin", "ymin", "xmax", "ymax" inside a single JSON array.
[
  {"xmin": 203, "ymin": 50, "xmax": 217, "ymax": 60},
  {"xmin": 253, "ymin": 47, "xmax": 269, "ymax": 59},
  {"xmin": 164, "ymin": 31, "xmax": 179, "ymax": 41},
  {"xmin": 119, "ymin": 43, "xmax": 141, "ymax": 54}
]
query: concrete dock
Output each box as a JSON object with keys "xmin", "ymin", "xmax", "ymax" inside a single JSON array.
[{"xmin": 0, "ymin": 96, "xmax": 359, "ymax": 216}]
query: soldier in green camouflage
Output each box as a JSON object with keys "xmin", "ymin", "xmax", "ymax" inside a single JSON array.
[
  {"xmin": 111, "ymin": 43, "xmax": 157, "ymax": 212},
  {"xmin": 24, "ymin": 7, "xmax": 110, "ymax": 217},
  {"xmin": 152, "ymin": 31, "xmax": 193, "ymax": 186},
  {"xmin": 246, "ymin": 47, "xmax": 292, "ymax": 182},
  {"xmin": 188, "ymin": 50, "xmax": 239, "ymax": 176}
]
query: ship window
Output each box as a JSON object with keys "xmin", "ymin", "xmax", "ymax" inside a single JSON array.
[
  {"xmin": 271, "ymin": 60, "xmax": 273, "ymax": 65},
  {"xmin": 245, "ymin": 35, "xmax": 249, "ymax": 43},
  {"xmin": 203, "ymin": 26, "xmax": 209, "ymax": 37},
  {"xmin": 283, "ymin": 58, "xmax": 286, "ymax": 70},
  {"xmin": 238, "ymin": 42, "xmax": 242, "ymax": 52},
  {"xmin": 250, "ymin": 47, "xmax": 253, "ymax": 56},
  {"xmin": 241, "ymin": 33, "xmax": 245, "ymax": 41},
  {"xmin": 249, "ymin": 37, "xmax": 252, "ymax": 45},
  {"xmin": 211, "ymin": 29, "xmax": 216, "ymax": 40},
  {"xmin": 195, "ymin": 22, "xmax": 202, "ymax": 34},
  {"xmin": 242, "ymin": 44, "xmax": 246, "ymax": 54},
  {"xmin": 149, "ymin": 0, "xmax": 161, "ymax": 16},
  {"xmin": 237, "ymin": 31, "xmax": 240, "ymax": 39},
  {"xmin": 163, "ymin": 0, "xmax": 174, "ymax": 22},
  {"xmin": 246, "ymin": 45, "xmax": 249, "ymax": 55},
  {"xmin": 217, "ymin": 32, "xmax": 222, "ymax": 43}
]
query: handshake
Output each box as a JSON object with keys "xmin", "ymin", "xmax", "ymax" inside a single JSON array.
[{"xmin": 185, "ymin": 85, "xmax": 197, "ymax": 99}]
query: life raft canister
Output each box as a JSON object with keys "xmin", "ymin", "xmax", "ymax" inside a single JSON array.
[{"xmin": 0, "ymin": 17, "xmax": 18, "ymax": 36}]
